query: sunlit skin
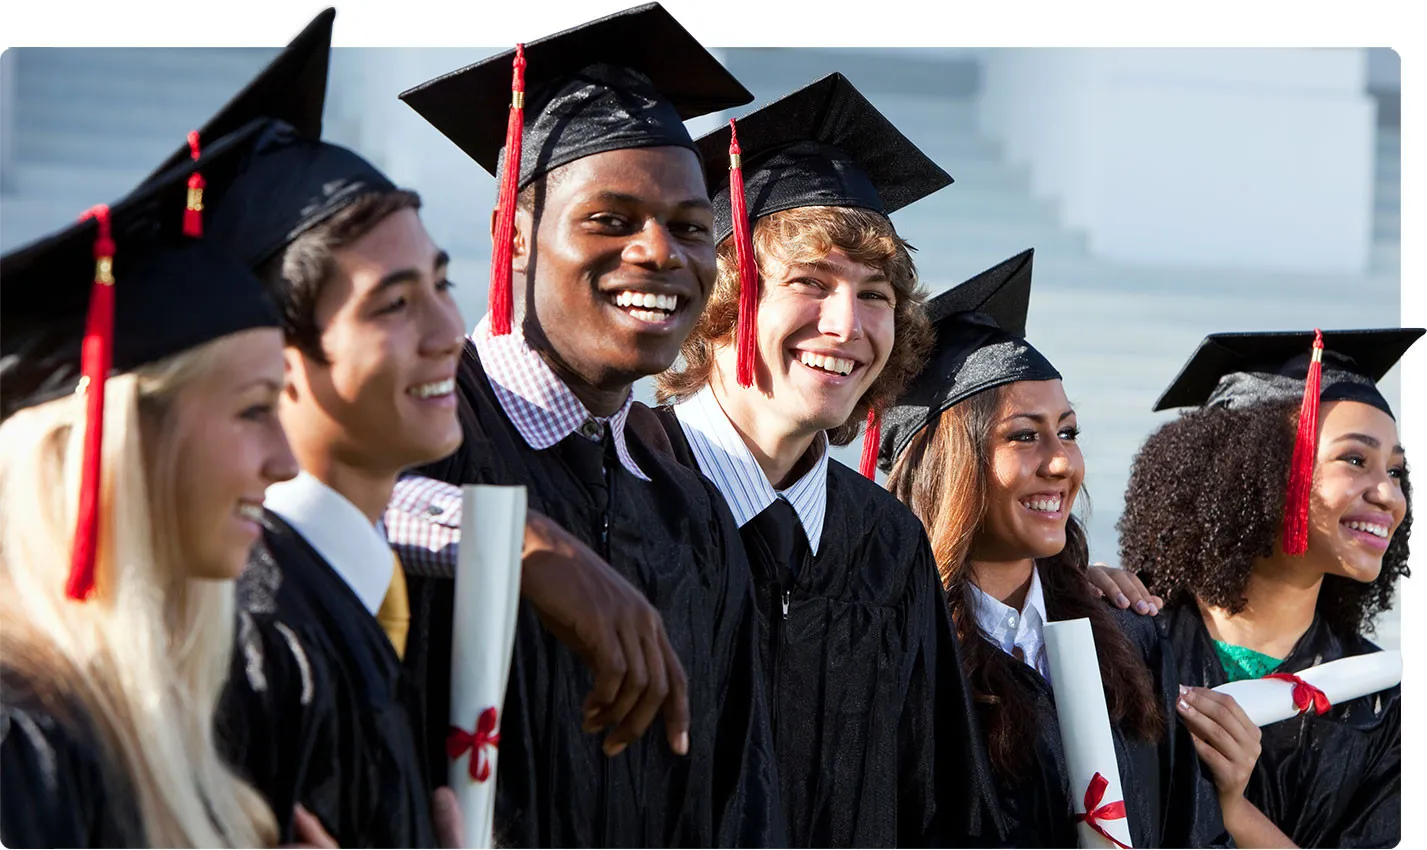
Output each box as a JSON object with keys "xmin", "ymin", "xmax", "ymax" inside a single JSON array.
[
  {"xmin": 280, "ymin": 207, "xmax": 465, "ymax": 521},
  {"xmin": 508, "ymin": 146, "xmax": 716, "ymax": 416},
  {"xmin": 168, "ymin": 328, "xmax": 299, "ymax": 580},
  {"xmin": 710, "ymin": 248, "xmax": 896, "ymax": 488},
  {"xmin": 1201, "ymin": 400, "xmax": 1409, "ymax": 657},
  {"xmin": 968, "ymin": 380, "xmax": 1084, "ymax": 609}
]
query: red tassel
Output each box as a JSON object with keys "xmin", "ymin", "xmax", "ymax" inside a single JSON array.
[
  {"xmin": 183, "ymin": 131, "xmax": 204, "ymax": 238},
  {"xmin": 67, "ymin": 205, "xmax": 116, "ymax": 601},
  {"xmin": 859, "ymin": 408, "xmax": 880, "ymax": 480},
  {"xmin": 488, "ymin": 44, "xmax": 526, "ymax": 337},
  {"xmin": 1282, "ymin": 329, "xmax": 1324, "ymax": 556},
  {"xmin": 729, "ymin": 120, "xmax": 759, "ymax": 388}
]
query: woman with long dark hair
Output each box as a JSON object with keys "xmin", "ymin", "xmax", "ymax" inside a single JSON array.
[
  {"xmin": 1119, "ymin": 328, "xmax": 1415, "ymax": 847},
  {"xmin": 879, "ymin": 249, "xmax": 1258, "ymax": 847}
]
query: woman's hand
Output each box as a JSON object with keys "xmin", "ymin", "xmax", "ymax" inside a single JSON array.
[
  {"xmin": 284, "ymin": 804, "xmax": 338, "ymax": 849},
  {"xmin": 1086, "ymin": 563, "xmax": 1163, "ymax": 615},
  {"xmin": 1176, "ymin": 686, "xmax": 1261, "ymax": 802}
]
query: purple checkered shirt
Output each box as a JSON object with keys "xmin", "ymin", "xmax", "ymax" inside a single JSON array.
[{"xmin": 384, "ymin": 314, "xmax": 648, "ymax": 575}]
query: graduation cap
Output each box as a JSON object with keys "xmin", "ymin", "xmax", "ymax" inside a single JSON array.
[
  {"xmin": 141, "ymin": 7, "xmax": 395, "ymax": 270},
  {"xmin": 693, "ymin": 73, "xmax": 953, "ymax": 477},
  {"xmin": 877, "ymin": 249, "xmax": 1061, "ymax": 475},
  {"xmin": 1, "ymin": 120, "xmax": 280, "ymax": 601},
  {"xmin": 1153, "ymin": 327, "xmax": 1424, "ymax": 556},
  {"xmin": 398, "ymin": 1, "xmax": 753, "ymax": 336}
]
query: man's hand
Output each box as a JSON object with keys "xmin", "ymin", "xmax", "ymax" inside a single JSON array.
[
  {"xmin": 521, "ymin": 510, "xmax": 691, "ymax": 757},
  {"xmin": 1086, "ymin": 563, "xmax": 1163, "ymax": 615}
]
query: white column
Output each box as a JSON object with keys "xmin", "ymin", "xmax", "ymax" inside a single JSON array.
[{"xmin": 976, "ymin": 49, "xmax": 1375, "ymax": 275}]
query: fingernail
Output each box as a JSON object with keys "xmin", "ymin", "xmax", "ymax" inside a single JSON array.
[
  {"xmin": 1178, "ymin": 699, "xmax": 1192, "ymax": 713},
  {"xmin": 1116, "ymin": 593, "xmax": 1129, "ymax": 608},
  {"xmin": 1178, "ymin": 684, "xmax": 1189, "ymax": 695},
  {"xmin": 1135, "ymin": 600, "xmax": 1149, "ymax": 613},
  {"xmin": 1148, "ymin": 604, "xmax": 1159, "ymax": 616},
  {"xmin": 675, "ymin": 732, "xmax": 689, "ymax": 756},
  {"xmin": 604, "ymin": 741, "xmax": 627, "ymax": 757}
]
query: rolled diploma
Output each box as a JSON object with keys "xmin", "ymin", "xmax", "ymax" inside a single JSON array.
[
  {"xmin": 1212, "ymin": 650, "xmax": 1401, "ymax": 727},
  {"xmin": 449, "ymin": 485, "xmax": 527, "ymax": 849},
  {"xmin": 1043, "ymin": 618, "xmax": 1134, "ymax": 849}
]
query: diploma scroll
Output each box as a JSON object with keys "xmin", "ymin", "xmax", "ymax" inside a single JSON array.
[
  {"xmin": 449, "ymin": 485, "xmax": 527, "ymax": 849},
  {"xmin": 1043, "ymin": 618, "xmax": 1134, "ymax": 849},
  {"xmin": 1211, "ymin": 650, "xmax": 1401, "ymax": 727}
]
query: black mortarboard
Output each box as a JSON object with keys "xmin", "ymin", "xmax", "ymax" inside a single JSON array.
[
  {"xmin": 1154, "ymin": 327, "xmax": 1423, "ymax": 556},
  {"xmin": 143, "ymin": 8, "xmax": 335, "ymax": 183},
  {"xmin": 397, "ymin": 2, "xmax": 753, "ymax": 187},
  {"xmin": 696, "ymin": 72, "xmax": 953, "ymax": 245},
  {"xmin": 878, "ymin": 249, "xmax": 1061, "ymax": 473},
  {"xmin": 2, "ymin": 121, "xmax": 279, "ymax": 420},
  {"xmin": 1, "ymin": 121, "xmax": 279, "ymax": 601},
  {"xmin": 1154, "ymin": 328, "xmax": 1424, "ymax": 418},
  {"xmin": 138, "ymin": 7, "xmax": 395, "ymax": 270}
]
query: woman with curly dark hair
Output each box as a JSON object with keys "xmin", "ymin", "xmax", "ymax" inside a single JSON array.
[
  {"xmin": 1119, "ymin": 328, "xmax": 1418, "ymax": 848},
  {"xmin": 878, "ymin": 249, "xmax": 1265, "ymax": 848},
  {"xmin": 649, "ymin": 75, "xmax": 1004, "ymax": 847}
]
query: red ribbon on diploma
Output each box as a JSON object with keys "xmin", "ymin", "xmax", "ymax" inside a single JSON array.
[
  {"xmin": 1073, "ymin": 771, "xmax": 1130, "ymax": 849},
  {"xmin": 448, "ymin": 706, "xmax": 501, "ymax": 782},
  {"xmin": 1264, "ymin": 672, "xmax": 1331, "ymax": 716}
]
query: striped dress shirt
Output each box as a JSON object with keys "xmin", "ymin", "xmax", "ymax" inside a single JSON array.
[{"xmin": 672, "ymin": 385, "xmax": 828, "ymax": 555}]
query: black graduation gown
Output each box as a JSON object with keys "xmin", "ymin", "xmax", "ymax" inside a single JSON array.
[
  {"xmin": 216, "ymin": 513, "xmax": 436, "ymax": 848},
  {"xmin": 406, "ymin": 340, "xmax": 785, "ymax": 848},
  {"xmin": 0, "ymin": 667, "xmax": 145, "ymax": 848},
  {"xmin": 651, "ymin": 406, "xmax": 1004, "ymax": 848},
  {"xmin": 1162, "ymin": 603, "xmax": 1400, "ymax": 848},
  {"xmin": 984, "ymin": 606, "xmax": 1228, "ymax": 848}
]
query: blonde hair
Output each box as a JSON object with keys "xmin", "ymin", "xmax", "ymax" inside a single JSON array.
[
  {"xmin": 0, "ymin": 337, "xmax": 277, "ymax": 847},
  {"xmin": 655, "ymin": 205, "xmax": 933, "ymax": 446}
]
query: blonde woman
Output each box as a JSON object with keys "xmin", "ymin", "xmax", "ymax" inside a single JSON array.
[{"xmin": 0, "ymin": 144, "xmax": 318, "ymax": 847}]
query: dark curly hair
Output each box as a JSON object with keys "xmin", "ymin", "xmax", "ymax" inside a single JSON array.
[
  {"xmin": 655, "ymin": 206, "xmax": 934, "ymax": 446},
  {"xmin": 1118, "ymin": 398, "xmax": 1412, "ymax": 637}
]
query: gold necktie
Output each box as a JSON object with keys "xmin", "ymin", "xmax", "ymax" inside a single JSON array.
[{"xmin": 376, "ymin": 551, "xmax": 410, "ymax": 659}]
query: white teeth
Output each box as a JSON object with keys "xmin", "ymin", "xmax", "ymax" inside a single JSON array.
[
  {"xmin": 409, "ymin": 378, "xmax": 455, "ymax": 398},
  {"xmin": 237, "ymin": 503, "xmax": 265, "ymax": 523},
  {"xmin": 629, "ymin": 308, "xmax": 673, "ymax": 324},
  {"xmin": 613, "ymin": 291, "xmax": 678, "ymax": 313},
  {"xmin": 1345, "ymin": 520, "xmax": 1389, "ymax": 539},
  {"xmin": 1021, "ymin": 497, "xmax": 1064, "ymax": 513},
  {"xmin": 797, "ymin": 352, "xmax": 854, "ymax": 376}
]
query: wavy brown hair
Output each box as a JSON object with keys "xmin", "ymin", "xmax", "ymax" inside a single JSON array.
[
  {"xmin": 655, "ymin": 206, "xmax": 933, "ymax": 446},
  {"xmin": 1118, "ymin": 399, "xmax": 1412, "ymax": 636},
  {"xmin": 887, "ymin": 384, "xmax": 1163, "ymax": 781}
]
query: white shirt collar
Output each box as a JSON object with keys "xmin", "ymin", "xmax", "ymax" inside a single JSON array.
[
  {"xmin": 672, "ymin": 385, "xmax": 828, "ymax": 555},
  {"xmin": 970, "ymin": 566, "xmax": 1052, "ymax": 683},
  {"xmin": 263, "ymin": 470, "xmax": 395, "ymax": 615}
]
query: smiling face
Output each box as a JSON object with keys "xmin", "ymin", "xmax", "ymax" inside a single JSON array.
[
  {"xmin": 283, "ymin": 206, "xmax": 465, "ymax": 475},
  {"xmin": 162, "ymin": 328, "xmax": 299, "ymax": 580},
  {"xmin": 515, "ymin": 146, "xmax": 715, "ymax": 391},
  {"xmin": 1304, "ymin": 400, "xmax": 1408, "ymax": 583},
  {"xmin": 971, "ymin": 379, "xmax": 1085, "ymax": 562},
  {"xmin": 712, "ymin": 247, "xmax": 896, "ymax": 442}
]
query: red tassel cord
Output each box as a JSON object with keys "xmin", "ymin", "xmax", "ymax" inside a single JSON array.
[
  {"xmin": 858, "ymin": 408, "xmax": 880, "ymax": 480},
  {"xmin": 1073, "ymin": 772, "xmax": 1131, "ymax": 849},
  {"xmin": 1264, "ymin": 672, "xmax": 1332, "ymax": 716},
  {"xmin": 1282, "ymin": 329, "xmax": 1324, "ymax": 556},
  {"xmin": 488, "ymin": 44, "xmax": 526, "ymax": 336},
  {"xmin": 447, "ymin": 706, "xmax": 501, "ymax": 782},
  {"xmin": 729, "ymin": 120, "xmax": 759, "ymax": 388},
  {"xmin": 184, "ymin": 130, "xmax": 205, "ymax": 238},
  {"xmin": 67, "ymin": 205, "xmax": 117, "ymax": 601}
]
